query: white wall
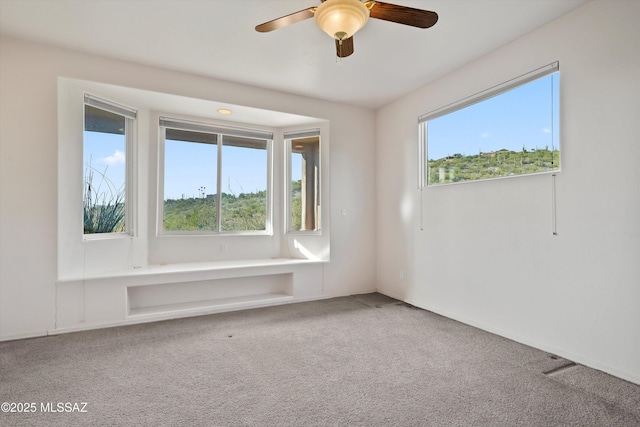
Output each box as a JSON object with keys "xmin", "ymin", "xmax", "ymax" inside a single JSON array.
[
  {"xmin": 0, "ymin": 37, "xmax": 376, "ymax": 340},
  {"xmin": 376, "ymin": 0, "xmax": 640, "ymax": 384}
]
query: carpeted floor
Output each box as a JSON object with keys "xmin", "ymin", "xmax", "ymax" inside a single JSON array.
[{"xmin": 1, "ymin": 293, "xmax": 639, "ymax": 426}]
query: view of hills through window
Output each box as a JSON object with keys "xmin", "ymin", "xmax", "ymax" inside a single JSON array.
[
  {"xmin": 162, "ymin": 131, "xmax": 269, "ymax": 233},
  {"xmin": 84, "ymin": 117, "xmax": 310, "ymax": 235},
  {"xmin": 424, "ymin": 72, "xmax": 559, "ymax": 185}
]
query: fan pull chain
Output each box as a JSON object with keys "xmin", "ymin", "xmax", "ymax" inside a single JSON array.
[{"xmin": 336, "ymin": 39, "xmax": 343, "ymax": 64}]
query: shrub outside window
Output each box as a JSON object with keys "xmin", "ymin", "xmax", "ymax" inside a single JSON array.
[{"xmin": 83, "ymin": 94, "xmax": 136, "ymax": 235}]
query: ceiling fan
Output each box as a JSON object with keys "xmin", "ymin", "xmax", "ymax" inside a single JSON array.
[{"xmin": 255, "ymin": 0, "xmax": 438, "ymax": 58}]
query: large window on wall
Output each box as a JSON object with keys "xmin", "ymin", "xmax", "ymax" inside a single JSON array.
[
  {"xmin": 83, "ymin": 94, "xmax": 136, "ymax": 235},
  {"xmin": 160, "ymin": 118, "xmax": 272, "ymax": 233},
  {"xmin": 286, "ymin": 129, "xmax": 321, "ymax": 232},
  {"xmin": 419, "ymin": 62, "xmax": 560, "ymax": 187}
]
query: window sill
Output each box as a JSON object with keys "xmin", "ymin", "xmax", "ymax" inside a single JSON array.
[{"xmin": 57, "ymin": 257, "xmax": 326, "ymax": 285}]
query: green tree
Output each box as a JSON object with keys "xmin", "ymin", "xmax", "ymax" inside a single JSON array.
[{"xmin": 290, "ymin": 180, "xmax": 302, "ymax": 230}]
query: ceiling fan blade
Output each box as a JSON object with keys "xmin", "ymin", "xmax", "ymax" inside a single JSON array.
[
  {"xmin": 255, "ymin": 8, "xmax": 315, "ymax": 33},
  {"xmin": 335, "ymin": 36, "xmax": 354, "ymax": 58},
  {"xmin": 367, "ymin": 1, "xmax": 438, "ymax": 29}
]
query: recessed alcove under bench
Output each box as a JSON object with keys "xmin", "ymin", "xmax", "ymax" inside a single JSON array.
[{"xmin": 53, "ymin": 258, "xmax": 326, "ymax": 334}]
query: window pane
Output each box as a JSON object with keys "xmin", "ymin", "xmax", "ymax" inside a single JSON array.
[
  {"xmin": 289, "ymin": 136, "xmax": 320, "ymax": 232},
  {"xmin": 163, "ymin": 137, "xmax": 217, "ymax": 231},
  {"xmin": 220, "ymin": 136, "xmax": 268, "ymax": 231},
  {"xmin": 83, "ymin": 105, "xmax": 126, "ymax": 234},
  {"xmin": 426, "ymin": 72, "xmax": 559, "ymax": 185},
  {"xmin": 291, "ymin": 152, "xmax": 303, "ymax": 231}
]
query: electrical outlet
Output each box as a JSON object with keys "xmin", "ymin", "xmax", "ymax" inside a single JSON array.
[
  {"xmin": 220, "ymin": 244, "xmax": 228, "ymax": 253},
  {"xmin": 399, "ymin": 270, "xmax": 405, "ymax": 280}
]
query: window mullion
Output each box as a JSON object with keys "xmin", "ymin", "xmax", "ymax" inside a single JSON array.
[
  {"xmin": 158, "ymin": 127, "xmax": 166, "ymax": 235},
  {"xmin": 125, "ymin": 117, "xmax": 136, "ymax": 236}
]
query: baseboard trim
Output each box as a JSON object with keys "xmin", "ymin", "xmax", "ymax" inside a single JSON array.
[{"xmin": 406, "ymin": 298, "xmax": 640, "ymax": 386}]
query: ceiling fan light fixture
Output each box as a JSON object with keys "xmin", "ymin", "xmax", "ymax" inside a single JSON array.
[{"xmin": 314, "ymin": 0, "xmax": 370, "ymax": 40}]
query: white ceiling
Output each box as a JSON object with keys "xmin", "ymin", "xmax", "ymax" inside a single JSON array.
[{"xmin": 0, "ymin": 0, "xmax": 589, "ymax": 109}]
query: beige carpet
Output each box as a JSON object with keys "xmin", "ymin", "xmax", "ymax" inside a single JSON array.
[{"xmin": 1, "ymin": 293, "xmax": 639, "ymax": 426}]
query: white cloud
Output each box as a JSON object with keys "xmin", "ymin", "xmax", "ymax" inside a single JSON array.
[
  {"xmin": 101, "ymin": 150, "xmax": 125, "ymax": 166},
  {"xmin": 542, "ymin": 128, "xmax": 551, "ymax": 133},
  {"xmin": 480, "ymin": 131, "xmax": 490, "ymax": 139}
]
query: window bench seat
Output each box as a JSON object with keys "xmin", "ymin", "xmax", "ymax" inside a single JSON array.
[
  {"xmin": 58, "ymin": 258, "xmax": 325, "ymax": 286},
  {"xmin": 54, "ymin": 258, "xmax": 327, "ymax": 333}
]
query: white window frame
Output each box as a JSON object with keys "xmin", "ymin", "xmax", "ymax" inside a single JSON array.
[
  {"xmin": 418, "ymin": 62, "xmax": 560, "ymax": 188},
  {"xmin": 284, "ymin": 128, "xmax": 322, "ymax": 234},
  {"xmin": 158, "ymin": 117, "xmax": 274, "ymax": 235},
  {"xmin": 83, "ymin": 94, "xmax": 137, "ymax": 238}
]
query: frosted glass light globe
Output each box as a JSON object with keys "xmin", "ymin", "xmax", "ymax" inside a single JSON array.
[{"xmin": 315, "ymin": 0, "xmax": 370, "ymax": 40}]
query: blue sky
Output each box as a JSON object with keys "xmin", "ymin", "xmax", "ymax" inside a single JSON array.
[
  {"xmin": 163, "ymin": 140, "xmax": 269, "ymax": 199},
  {"xmin": 85, "ymin": 135, "xmax": 273, "ymax": 201},
  {"xmin": 83, "ymin": 132, "xmax": 125, "ymax": 199},
  {"xmin": 427, "ymin": 73, "xmax": 559, "ymax": 161},
  {"xmin": 84, "ymin": 73, "xmax": 558, "ymax": 200},
  {"xmin": 164, "ymin": 140, "xmax": 216, "ymax": 199}
]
